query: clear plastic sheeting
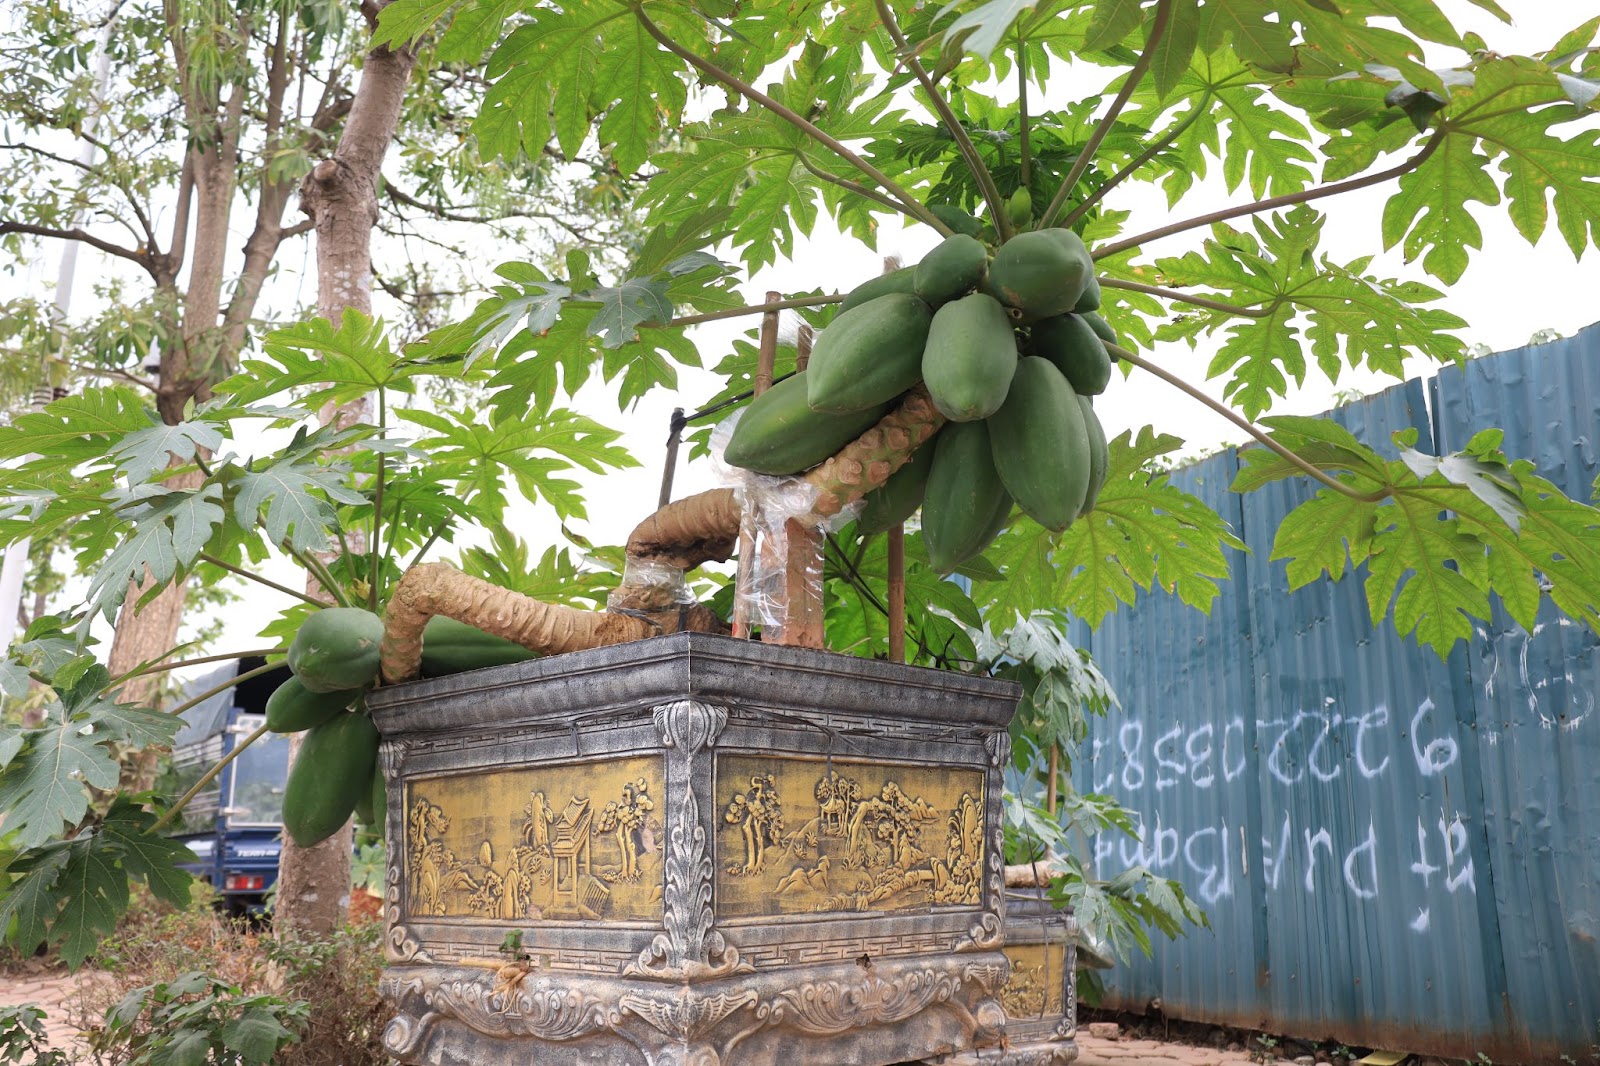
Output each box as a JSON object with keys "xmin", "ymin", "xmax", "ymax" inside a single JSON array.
[
  {"xmin": 607, "ymin": 554, "xmax": 698, "ymax": 610},
  {"xmin": 710, "ymin": 411, "xmax": 861, "ymax": 639}
]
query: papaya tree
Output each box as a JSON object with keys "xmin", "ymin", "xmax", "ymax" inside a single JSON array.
[{"xmin": 4, "ymin": 0, "xmax": 1600, "ymax": 974}]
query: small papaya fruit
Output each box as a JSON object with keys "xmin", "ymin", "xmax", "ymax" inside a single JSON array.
[
  {"xmin": 840, "ymin": 265, "xmax": 918, "ymax": 312},
  {"xmin": 987, "ymin": 229, "xmax": 1092, "ymax": 320},
  {"xmin": 922, "ymin": 421, "xmax": 1013, "ymax": 572},
  {"xmin": 914, "ymin": 234, "xmax": 989, "ymax": 306},
  {"xmin": 266, "ymin": 676, "xmax": 357, "ymax": 734},
  {"xmin": 1078, "ymin": 394, "xmax": 1110, "ymax": 517},
  {"xmin": 988, "ymin": 357, "xmax": 1091, "ymax": 531},
  {"xmin": 725, "ymin": 372, "xmax": 888, "ymax": 475},
  {"xmin": 928, "ymin": 204, "xmax": 984, "ymax": 238},
  {"xmin": 287, "ymin": 608, "xmax": 384, "ymax": 694},
  {"xmin": 1007, "ymin": 187, "xmax": 1033, "ymax": 228},
  {"xmin": 282, "ymin": 711, "xmax": 380, "ymax": 848},
  {"xmin": 806, "ymin": 293, "xmax": 933, "ymax": 413},
  {"xmin": 857, "ymin": 440, "xmax": 937, "ymax": 534},
  {"xmin": 1032, "ymin": 314, "xmax": 1112, "ymax": 395},
  {"xmin": 922, "ymin": 293, "xmax": 1018, "ymax": 422},
  {"xmin": 1074, "ymin": 271, "xmax": 1102, "ymax": 313},
  {"xmin": 421, "ymin": 615, "xmax": 538, "ymax": 677},
  {"xmin": 1082, "ymin": 310, "xmax": 1117, "ymax": 347}
]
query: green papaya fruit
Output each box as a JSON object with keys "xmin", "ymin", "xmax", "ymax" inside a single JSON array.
[
  {"xmin": 987, "ymin": 229, "xmax": 1092, "ymax": 320},
  {"xmin": 287, "ymin": 608, "xmax": 385, "ymax": 694},
  {"xmin": 922, "ymin": 293, "xmax": 1019, "ymax": 422},
  {"xmin": 1078, "ymin": 394, "xmax": 1109, "ymax": 517},
  {"xmin": 725, "ymin": 372, "xmax": 889, "ymax": 475},
  {"xmin": 282, "ymin": 711, "xmax": 380, "ymax": 848},
  {"xmin": 914, "ymin": 234, "xmax": 989, "ymax": 306},
  {"xmin": 1007, "ymin": 187, "xmax": 1033, "ymax": 228},
  {"xmin": 856, "ymin": 441, "xmax": 937, "ymax": 535},
  {"xmin": 421, "ymin": 615, "xmax": 538, "ymax": 677},
  {"xmin": 928, "ymin": 204, "xmax": 984, "ymax": 238},
  {"xmin": 1074, "ymin": 271, "xmax": 1102, "ymax": 313},
  {"xmin": 1031, "ymin": 314, "xmax": 1111, "ymax": 396},
  {"xmin": 806, "ymin": 293, "xmax": 933, "ymax": 413},
  {"xmin": 922, "ymin": 421, "xmax": 1013, "ymax": 572},
  {"xmin": 840, "ymin": 265, "xmax": 918, "ymax": 312},
  {"xmin": 1082, "ymin": 310, "xmax": 1117, "ymax": 346},
  {"xmin": 371, "ymin": 763, "xmax": 388, "ymax": 830},
  {"xmin": 354, "ymin": 765, "xmax": 376, "ymax": 826},
  {"xmin": 266, "ymin": 676, "xmax": 357, "ymax": 734},
  {"xmin": 988, "ymin": 357, "xmax": 1091, "ymax": 531}
]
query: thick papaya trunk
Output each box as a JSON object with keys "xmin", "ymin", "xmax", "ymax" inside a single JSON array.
[{"xmin": 380, "ymin": 386, "xmax": 947, "ymax": 677}]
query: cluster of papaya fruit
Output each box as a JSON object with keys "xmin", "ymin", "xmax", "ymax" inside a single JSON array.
[
  {"xmin": 724, "ymin": 224, "xmax": 1116, "ymax": 571},
  {"xmin": 270, "ymin": 609, "xmax": 536, "ymax": 847}
]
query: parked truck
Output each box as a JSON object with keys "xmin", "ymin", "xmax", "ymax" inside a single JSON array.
[{"xmin": 162, "ymin": 657, "xmax": 293, "ymax": 916}]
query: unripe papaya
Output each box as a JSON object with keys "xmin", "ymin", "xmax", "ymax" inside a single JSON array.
[
  {"xmin": 725, "ymin": 372, "xmax": 888, "ymax": 475},
  {"xmin": 266, "ymin": 676, "xmax": 357, "ymax": 734},
  {"xmin": 421, "ymin": 615, "xmax": 538, "ymax": 677},
  {"xmin": 840, "ymin": 265, "xmax": 918, "ymax": 312},
  {"xmin": 988, "ymin": 357, "xmax": 1091, "ymax": 532},
  {"xmin": 857, "ymin": 440, "xmax": 936, "ymax": 535},
  {"xmin": 287, "ymin": 608, "xmax": 384, "ymax": 694},
  {"xmin": 806, "ymin": 293, "xmax": 932, "ymax": 413},
  {"xmin": 914, "ymin": 234, "xmax": 989, "ymax": 306},
  {"xmin": 1082, "ymin": 310, "xmax": 1117, "ymax": 346},
  {"xmin": 1032, "ymin": 314, "xmax": 1111, "ymax": 395},
  {"xmin": 987, "ymin": 229, "xmax": 1092, "ymax": 320},
  {"xmin": 282, "ymin": 711, "xmax": 380, "ymax": 847},
  {"xmin": 1007, "ymin": 187, "xmax": 1033, "ymax": 228},
  {"xmin": 922, "ymin": 421, "xmax": 1013, "ymax": 572},
  {"xmin": 371, "ymin": 763, "xmax": 388, "ymax": 830},
  {"xmin": 922, "ymin": 293, "xmax": 1018, "ymax": 422},
  {"xmin": 928, "ymin": 204, "xmax": 984, "ymax": 238},
  {"xmin": 1074, "ymin": 271, "xmax": 1102, "ymax": 313},
  {"xmin": 1078, "ymin": 395, "xmax": 1109, "ymax": 517}
]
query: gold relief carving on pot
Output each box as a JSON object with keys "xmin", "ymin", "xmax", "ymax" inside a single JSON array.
[
  {"xmin": 715, "ymin": 756, "xmax": 985, "ymax": 916},
  {"xmin": 999, "ymin": 942, "xmax": 1068, "ymax": 1020},
  {"xmin": 402, "ymin": 756, "xmax": 663, "ymax": 923}
]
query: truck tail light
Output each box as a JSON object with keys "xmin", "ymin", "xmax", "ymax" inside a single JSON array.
[{"xmin": 225, "ymin": 875, "xmax": 266, "ymax": 891}]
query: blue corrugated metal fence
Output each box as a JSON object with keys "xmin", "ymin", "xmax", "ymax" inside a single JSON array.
[{"xmin": 1070, "ymin": 324, "xmax": 1600, "ymax": 1061}]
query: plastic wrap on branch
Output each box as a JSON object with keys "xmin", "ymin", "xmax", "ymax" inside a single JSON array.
[
  {"xmin": 605, "ymin": 554, "xmax": 698, "ymax": 616},
  {"xmin": 380, "ymin": 562, "xmax": 656, "ymax": 684}
]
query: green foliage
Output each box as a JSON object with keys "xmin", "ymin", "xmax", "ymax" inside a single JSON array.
[
  {"xmin": 977, "ymin": 428, "xmax": 1246, "ymax": 627},
  {"xmin": 94, "ymin": 971, "xmax": 307, "ymax": 1066},
  {"xmin": 0, "ymin": 1004, "xmax": 70, "ymax": 1066}
]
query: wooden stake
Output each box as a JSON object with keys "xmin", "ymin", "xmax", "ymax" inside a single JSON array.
[
  {"xmin": 1047, "ymin": 746, "xmax": 1059, "ymax": 816},
  {"xmin": 658, "ymin": 407, "xmax": 684, "ymax": 509},
  {"xmin": 887, "ymin": 524, "xmax": 906, "ymax": 663},
  {"xmin": 796, "ymin": 323, "xmax": 814, "ymax": 371},
  {"xmin": 731, "ymin": 294, "xmax": 782, "ymax": 639}
]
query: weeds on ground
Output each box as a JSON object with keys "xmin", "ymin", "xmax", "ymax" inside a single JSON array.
[
  {"xmin": 0, "ymin": 1004, "xmax": 70, "ymax": 1065},
  {"xmin": 76, "ymin": 894, "xmax": 389, "ymax": 1066},
  {"xmin": 89, "ymin": 972, "xmax": 306, "ymax": 1065}
]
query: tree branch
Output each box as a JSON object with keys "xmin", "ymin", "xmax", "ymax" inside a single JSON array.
[
  {"xmin": 0, "ymin": 221, "xmax": 150, "ymax": 271},
  {"xmin": 873, "ymin": 0, "xmax": 1010, "ymax": 238},
  {"xmin": 1040, "ymin": 0, "xmax": 1173, "ymax": 229},
  {"xmin": 1099, "ymin": 277, "xmax": 1273, "ymax": 317},
  {"xmin": 1061, "ymin": 92, "xmax": 1210, "ymax": 229},
  {"xmin": 1095, "ymin": 125, "xmax": 1449, "ymax": 259},
  {"xmin": 1108, "ymin": 342, "xmax": 1387, "ymax": 502},
  {"xmin": 631, "ymin": 5, "xmax": 951, "ymax": 236},
  {"xmin": 667, "ymin": 293, "xmax": 843, "ymax": 328}
]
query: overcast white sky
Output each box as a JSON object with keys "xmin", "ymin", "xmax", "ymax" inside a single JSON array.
[{"xmin": 17, "ymin": 1, "xmax": 1600, "ymax": 663}]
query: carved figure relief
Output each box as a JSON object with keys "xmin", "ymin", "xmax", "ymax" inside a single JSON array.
[
  {"xmin": 999, "ymin": 942, "xmax": 1068, "ymax": 1020},
  {"xmin": 716, "ymin": 756, "xmax": 985, "ymax": 917},
  {"xmin": 402, "ymin": 757, "xmax": 664, "ymax": 923}
]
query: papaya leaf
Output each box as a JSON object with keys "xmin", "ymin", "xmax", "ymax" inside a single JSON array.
[
  {"xmin": 371, "ymin": 0, "xmax": 459, "ymax": 48},
  {"xmin": 580, "ymin": 276, "xmax": 673, "ymax": 349},
  {"xmin": 0, "ymin": 387, "xmax": 152, "ymax": 472},
  {"xmin": 1268, "ymin": 487, "xmax": 1377, "ymax": 586},
  {"xmin": 84, "ymin": 484, "xmax": 226, "ymax": 625},
  {"xmin": 109, "ymin": 421, "xmax": 225, "ymax": 485},
  {"xmin": 940, "ymin": 0, "xmax": 1044, "ymax": 60},
  {"xmin": 232, "ymin": 450, "xmax": 364, "ymax": 555},
  {"xmin": 975, "ymin": 428, "xmax": 1243, "ymax": 627},
  {"xmin": 220, "ymin": 312, "xmax": 443, "ymax": 409}
]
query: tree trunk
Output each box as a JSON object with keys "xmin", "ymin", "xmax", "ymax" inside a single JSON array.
[{"xmin": 273, "ymin": 19, "xmax": 416, "ymax": 940}]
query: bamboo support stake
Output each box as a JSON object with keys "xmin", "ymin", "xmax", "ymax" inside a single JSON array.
[
  {"xmin": 796, "ymin": 323, "xmax": 813, "ymax": 371},
  {"xmin": 888, "ymin": 524, "xmax": 906, "ymax": 662},
  {"xmin": 731, "ymin": 294, "xmax": 782, "ymax": 639},
  {"xmin": 658, "ymin": 407, "xmax": 685, "ymax": 508}
]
